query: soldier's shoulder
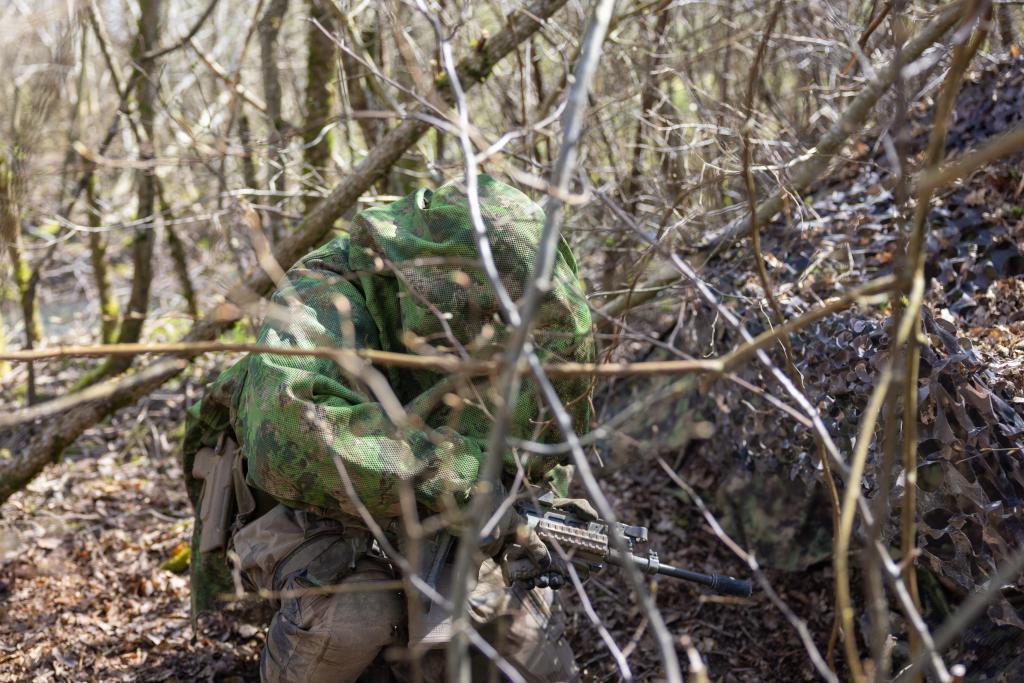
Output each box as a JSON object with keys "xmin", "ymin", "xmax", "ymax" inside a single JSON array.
[{"xmin": 293, "ymin": 233, "xmax": 353, "ymax": 271}]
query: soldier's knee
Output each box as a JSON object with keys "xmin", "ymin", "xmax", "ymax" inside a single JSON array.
[{"xmin": 261, "ymin": 568, "xmax": 404, "ymax": 683}]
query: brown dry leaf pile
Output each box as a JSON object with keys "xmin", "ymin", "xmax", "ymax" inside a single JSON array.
[{"xmin": 0, "ymin": 385, "xmax": 263, "ymax": 682}]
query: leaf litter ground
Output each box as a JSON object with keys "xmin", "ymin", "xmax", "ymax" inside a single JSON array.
[{"xmin": 0, "ymin": 363, "xmax": 835, "ymax": 681}]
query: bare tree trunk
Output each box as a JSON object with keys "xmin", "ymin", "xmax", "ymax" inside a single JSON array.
[
  {"xmin": 71, "ymin": 22, "xmax": 119, "ymax": 346},
  {"xmin": 623, "ymin": 2, "xmax": 671, "ymax": 211},
  {"xmin": 75, "ymin": 0, "xmax": 163, "ymax": 388},
  {"xmin": 717, "ymin": 0, "xmax": 735, "ymax": 126},
  {"xmin": 338, "ymin": 15, "xmax": 382, "ymax": 151},
  {"xmin": 2, "ymin": 20, "xmax": 77, "ymax": 400},
  {"xmin": 85, "ymin": 175, "xmax": 120, "ymax": 344},
  {"xmin": 110, "ymin": 0, "xmax": 161, "ymax": 350},
  {"xmin": 238, "ymin": 111, "xmax": 260, "ymax": 191},
  {"xmin": 2, "ymin": 89, "xmax": 38, "ymax": 401},
  {"xmin": 259, "ymin": 0, "xmax": 290, "ymax": 240},
  {"xmin": 159, "ymin": 185, "xmax": 199, "ymax": 320},
  {"xmin": 8, "ymin": 243, "xmax": 39, "ymax": 402},
  {"xmin": 386, "ymin": 10, "xmax": 428, "ymax": 196},
  {"xmin": 301, "ymin": 0, "xmax": 337, "ymax": 213},
  {"xmin": 997, "ymin": 2, "xmax": 1015, "ymax": 50},
  {"xmin": 0, "ymin": 285, "xmax": 8, "ymax": 379},
  {"xmin": 608, "ymin": 3, "xmax": 671, "ymax": 294}
]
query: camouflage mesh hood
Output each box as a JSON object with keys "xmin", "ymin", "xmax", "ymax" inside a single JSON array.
[{"xmin": 185, "ymin": 175, "xmax": 594, "ymax": 521}]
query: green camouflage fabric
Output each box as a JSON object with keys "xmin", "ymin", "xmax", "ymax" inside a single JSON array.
[
  {"xmin": 185, "ymin": 172, "xmax": 593, "ymax": 521},
  {"xmin": 182, "ymin": 360, "xmax": 247, "ymax": 619}
]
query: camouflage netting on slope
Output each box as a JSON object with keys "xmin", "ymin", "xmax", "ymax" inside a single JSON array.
[
  {"xmin": 690, "ymin": 305, "xmax": 1024, "ymax": 671},
  {"xmin": 598, "ymin": 55, "xmax": 1024, "ymax": 665}
]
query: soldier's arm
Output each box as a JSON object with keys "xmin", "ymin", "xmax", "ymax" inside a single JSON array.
[{"xmin": 234, "ymin": 239, "xmax": 487, "ymax": 519}]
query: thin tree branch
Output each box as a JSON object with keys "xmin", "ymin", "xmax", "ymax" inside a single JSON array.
[
  {"xmin": 916, "ymin": 125, "xmax": 1024, "ymax": 194},
  {"xmin": 656, "ymin": 458, "xmax": 838, "ymax": 683},
  {"xmin": 142, "ymin": 0, "xmax": 222, "ymax": 60},
  {"xmin": 893, "ymin": 545, "xmax": 1024, "ymax": 683}
]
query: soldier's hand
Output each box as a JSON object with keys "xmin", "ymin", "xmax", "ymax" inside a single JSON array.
[
  {"xmin": 549, "ymin": 497, "xmax": 599, "ymax": 521},
  {"xmin": 477, "ymin": 484, "xmax": 525, "ymax": 557},
  {"xmin": 499, "ymin": 526, "xmax": 568, "ymax": 590}
]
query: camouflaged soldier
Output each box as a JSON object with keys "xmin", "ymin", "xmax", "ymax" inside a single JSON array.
[{"xmin": 183, "ymin": 175, "xmax": 596, "ymax": 682}]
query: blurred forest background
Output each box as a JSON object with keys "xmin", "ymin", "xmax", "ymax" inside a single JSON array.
[{"xmin": 1, "ymin": 0, "xmax": 1024, "ymax": 680}]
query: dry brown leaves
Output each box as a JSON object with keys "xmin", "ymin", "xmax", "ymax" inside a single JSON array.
[{"xmin": 0, "ymin": 385, "xmax": 263, "ymax": 682}]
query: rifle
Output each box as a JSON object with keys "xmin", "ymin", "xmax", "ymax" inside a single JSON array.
[{"xmin": 515, "ymin": 493, "xmax": 753, "ymax": 598}]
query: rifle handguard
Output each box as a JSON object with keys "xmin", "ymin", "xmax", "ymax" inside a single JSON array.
[{"xmin": 534, "ymin": 518, "xmax": 608, "ymax": 559}]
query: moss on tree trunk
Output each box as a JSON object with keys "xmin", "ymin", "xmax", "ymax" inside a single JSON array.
[{"xmin": 301, "ymin": 0, "xmax": 337, "ymax": 213}]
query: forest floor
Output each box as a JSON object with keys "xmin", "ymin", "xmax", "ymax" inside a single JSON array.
[
  {"xmin": 0, "ymin": 365, "xmax": 265, "ymax": 682},
  {"xmin": 0, "ymin": 364, "xmax": 836, "ymax": 682}
]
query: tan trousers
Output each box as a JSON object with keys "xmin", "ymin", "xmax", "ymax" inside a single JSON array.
[{"xmin": 232, "ymin": 504, "xmax": 578, "ymax": 683}]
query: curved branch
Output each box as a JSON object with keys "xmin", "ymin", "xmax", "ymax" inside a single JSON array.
[{"xmin": 141, "ymin": 0, "xmax": 222, "ymax": 60}]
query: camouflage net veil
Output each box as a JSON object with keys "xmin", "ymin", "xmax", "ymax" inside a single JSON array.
[{"xmin": 185, "ymin": 175, "xmax": 594, "ymax": 520}]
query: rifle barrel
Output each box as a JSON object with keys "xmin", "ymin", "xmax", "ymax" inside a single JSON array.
[
  {"xmin": 655, "ymin": 563, "xmax": 753, "ymax": 597},
  {"xmin": 610, "ymin": 550, "xmax": 753, "ymax": 597}
]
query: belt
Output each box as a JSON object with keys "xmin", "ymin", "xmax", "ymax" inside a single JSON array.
[{"xmin": 273, "ymin": 524, "xmax": 376, "ymax": 589}]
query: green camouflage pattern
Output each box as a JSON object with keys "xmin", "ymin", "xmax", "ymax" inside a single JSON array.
[
  {"xmin": 185, "ymin": 174, "xmax": 593, "ymax": 520},
  {"xmin": 182, "ymin": 361, "xmax": 247, "ymax": 619}
]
